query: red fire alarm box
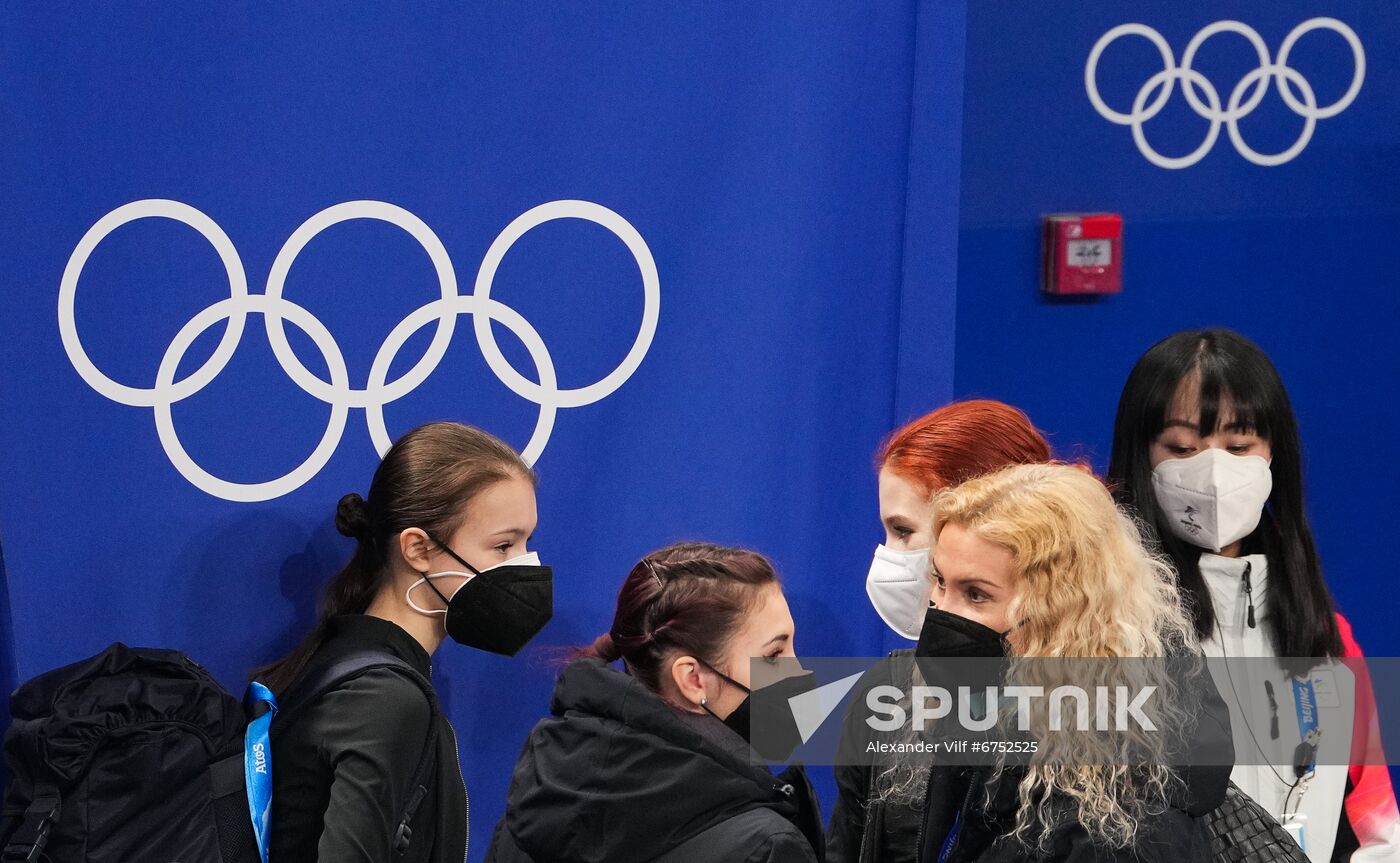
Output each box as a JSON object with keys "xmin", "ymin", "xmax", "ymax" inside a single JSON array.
[{"xmin": 1042, "ymin": 213, "xmax": 1122, "ymax": 295}]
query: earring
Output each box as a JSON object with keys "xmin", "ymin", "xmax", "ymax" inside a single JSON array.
[{"xmin": 700, "ymin": 696, "xmax": 708, "ymax": 707}]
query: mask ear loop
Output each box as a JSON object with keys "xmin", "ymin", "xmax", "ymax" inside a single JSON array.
[
  {"xmin": 698, "ymin": 657, "xmax": 750, "ymax": 694},
  {"xmin": 695, "ymin": 656, "xmax": 751, "ymax": 719},
  {"xmin": 406, "ymin": 574, "xmax": 476, "ymax": 616},
  {"xmin": 406, "ymin": 531, "xmax": 484, "ymax": 614}
]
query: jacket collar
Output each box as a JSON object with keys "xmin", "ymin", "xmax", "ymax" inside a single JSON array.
[
  {"xmin": 325, "ymin": 614, "xmax": 433, "ymax": 678},
  {"xmin": 1199, "ymin": 553, "xmax": 1269, "ymax": 634}
]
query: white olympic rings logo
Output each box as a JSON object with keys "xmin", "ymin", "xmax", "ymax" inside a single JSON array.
[
  {"xmin": 1086, "ymin": 18, "xmax": 1364, "ymax": 169},
  {"xmin": 59, "ymin": 199, "xmax": 660, "ymax": 502}
]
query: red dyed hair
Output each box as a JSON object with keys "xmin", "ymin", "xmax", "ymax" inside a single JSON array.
[{"xmin": 878, "ymin": 400, "xmax": 1052, "ymax": 495}]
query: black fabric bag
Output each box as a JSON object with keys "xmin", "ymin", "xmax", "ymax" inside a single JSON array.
[
  {"xmin": 0, "ymin": 643, "xmax": 258, "ymax": 863},
  {"xmin": 1205, "ymin": 781, "xmax": 1309, "ymax": 863},
  {"xmin": 0, "ymin": 643, "xmax": 440, "ymax": 863}
]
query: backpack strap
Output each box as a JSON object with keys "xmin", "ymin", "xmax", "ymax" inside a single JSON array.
[
  {"xmin": 269, "ymin": 651, "xmax": 440, "ymax": 858},
  {"xmin": 1, "ymin": 783, "xmax": 60, "ymax": 863}
]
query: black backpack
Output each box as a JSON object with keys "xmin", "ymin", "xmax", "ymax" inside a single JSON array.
[
  {"xmin": 0, "ymin": 644, "xmax": 257, "ymax": 863},
  {"xmin": 0, "ymin": 643, "xmax": 439, "ymax": 863}
]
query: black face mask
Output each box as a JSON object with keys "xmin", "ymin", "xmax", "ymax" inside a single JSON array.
[
  {"xmin": 423, "ymin": 534, "xmax": 553, "ymax": 656},
  {"xmin": 699, "ymin": 659, "xmax": 818, "ymax": 763},
  {"xmin": 915, "ymin": 608, "xmax": 1012, "ymax": 728},
  {"xmin": 915, "ymin": 607, "xmax": 1008, "ymax": 659}
]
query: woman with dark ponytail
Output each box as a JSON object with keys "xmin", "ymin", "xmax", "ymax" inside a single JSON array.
[
  {"xmin": 486, "ymin": 543, "xmax": 825, "ymax": 863},
  {"xmin": 258, "ymin": 421, "xmax": 552, "ymax": 863}
]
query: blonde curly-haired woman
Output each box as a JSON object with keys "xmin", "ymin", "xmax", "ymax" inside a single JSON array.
[{"xmin": 912, "ymin": 463, "xmax": 1232, "ymax": 863}]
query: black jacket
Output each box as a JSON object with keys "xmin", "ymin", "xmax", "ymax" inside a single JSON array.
[
  {"xmin": 916, "ymin": 660, "xmax": 1234, "ymax": 863},
  {"xmin": 915, "ymin": 761, "xmax": 1220, "ymax": 863},
  {"xmin": 828, "ymin": 651, "xmax": 1234, "ymax": 863},
  {"xmin": 826, "ymin": 651, "xmax": 923, "ymax": 863},
  {"xmin": 269, "ymin": 615, "xmax": 468, "ymax": 863},
  {"xmin": 486, "ymin": 658, "xmax": 824, "ymax": 863}
]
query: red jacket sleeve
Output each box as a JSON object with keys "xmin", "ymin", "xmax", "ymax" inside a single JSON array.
[{"xmin": 1337, "ymin": 612, "xmax": 1400, "ymax": 851}]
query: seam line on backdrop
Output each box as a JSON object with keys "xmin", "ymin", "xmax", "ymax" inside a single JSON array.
[
  {"xmin": 889, "ymin": 0, "xmax": 924, "ymax": 434},
  {"xmin": 894, "ymin": 0, "xmax": 967, "ymax": 416}
]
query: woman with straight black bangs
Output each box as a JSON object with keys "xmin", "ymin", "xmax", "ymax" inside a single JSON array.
[{"xmin": 1107, "ymin": 328, "xmax": 1400, "ymax": 862}]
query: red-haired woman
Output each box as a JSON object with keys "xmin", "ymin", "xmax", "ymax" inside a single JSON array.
[
  {"xmin": 865, "ymin": 399, "xmax": 1052, "ymax": 641},
  {"xmin": 832, "ymin": 400, "xmax": 1053, "ymax": 863},
  {"xmin": 486, "ymin": 543, "xmax": 824, "ymax": 863}
]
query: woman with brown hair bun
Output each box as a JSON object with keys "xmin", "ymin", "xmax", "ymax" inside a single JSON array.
[
  {"xmin": 259, "ymin": 421, "xmax": 552, "ymax": 863},
  {"xmin": 486, "ymin": 542, "xmax": 824, "ymax": 863}
]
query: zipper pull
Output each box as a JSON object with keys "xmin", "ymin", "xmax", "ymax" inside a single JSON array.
[{"xmin": 1242, "ymin": 561, "xmax": 1256, "ymax": 629}]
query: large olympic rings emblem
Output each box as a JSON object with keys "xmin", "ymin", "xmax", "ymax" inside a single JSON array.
[
  {"xmin": 1086, "ymin": 18, "xmax": 1364, "ymax": 169},
  {"xmin": 58, "ymin": 199, "xmax": 660, "ymax": 502}
]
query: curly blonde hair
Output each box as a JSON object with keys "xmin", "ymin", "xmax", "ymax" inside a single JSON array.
[{"xmin": 929, "ymin": 463, "xmax": 1198, "ymax": 849}]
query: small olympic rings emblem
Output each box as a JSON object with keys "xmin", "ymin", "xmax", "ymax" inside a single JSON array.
[
  {"xmin": 58, "ymin": 199, "xmax": 660, "ymax": 502},
  {"xmin": 1086, "ymin": 18, "xmax": 1364, "ymax": 169}
]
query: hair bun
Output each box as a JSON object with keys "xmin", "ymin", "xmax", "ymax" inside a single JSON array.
[
  {"xmin": 590, "ymin": 632, "xmax": 624, "ymax": 663},
  {"xmin": 335, "ymin": 493, "xmax": 372, "ymax": 540}
]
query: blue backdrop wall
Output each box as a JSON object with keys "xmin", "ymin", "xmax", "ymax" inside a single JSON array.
[
  {"xmin": 951, "ymin": 0, "xmax": 1400, "ymax": 658},
  {"xmin": 0, "ymin": 2, "xmax": 944, "ymax": 846},
  {"xmin": 2, "ymin": 2, "xmax": 1396, "ymax": 855},
  {"xmin": 950, "ymin": 0, "xmax": 1400, "ymax": 791}
]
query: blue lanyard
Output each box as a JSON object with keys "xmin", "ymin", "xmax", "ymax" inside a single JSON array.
[
  {"xmin": 937, "ymin": 812, "xmax": 962, "ymax": 863},
  {"xmin": 245, "ymin": 681, "xmax": 278, "ymax": 863},
  {"xmin": 1290, "ymin": 675, "xmax": 1319, "ymax": 774}
]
